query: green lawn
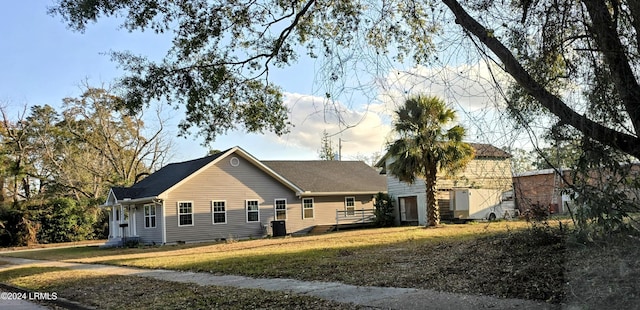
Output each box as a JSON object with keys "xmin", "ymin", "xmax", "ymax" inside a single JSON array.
[
  {"xmin": 2, "ymin": 222, "xmax": 527, "ymax": 261},
  {"xmin": 1, "ymin": 220, "xmax": 638, "ymax": 308}
]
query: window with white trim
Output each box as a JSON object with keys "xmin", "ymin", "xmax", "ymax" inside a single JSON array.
[
  {"xmin": 178, "ymin": 201, "xmax": 194, "ymax": 226},
  {"xmin": 275, "ymin": 199, "xmax": 287, "ymax": 220},
  {"xmin": 302, "ymin": 198, "xmax": 314, "ymax": 219},
  {"xmin": 144, "ymin": 204, "xmax": 156, "ymax": 228},
  {"xmin": 345, "ymin": 197, "xmax": 356, "ymax": 216},
  {"xmin": 212, "ymin": 201, "xmax": 226, "ymax": 224},
  {"xmin": 246, "ymin": 200, "xmax": 260, "ymax": 222}
]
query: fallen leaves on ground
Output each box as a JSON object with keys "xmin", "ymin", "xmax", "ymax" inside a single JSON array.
[{"xmin": 0, "ymin": 268, "xmax": 362, "ymax": 309}]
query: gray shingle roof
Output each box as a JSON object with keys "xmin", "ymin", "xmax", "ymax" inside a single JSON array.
[
  {"xmin": 111, "ymin": 187, "xmax": 145, "ymax": 200},
  {"xmin": 262, "ymin": 160, "xmax": 387, "ymax": 193},
  {"xmin": 111, "ymin": 150, "xmax": 229, "ymax": 200},
  {"xmin": 110, "ymin": 147, "xmax": 386, "ymax": 202}
]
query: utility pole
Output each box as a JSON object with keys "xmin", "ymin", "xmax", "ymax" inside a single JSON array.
[{"xmin": 338, "ymin": 138, "xmax": 342, "ymax": 161}]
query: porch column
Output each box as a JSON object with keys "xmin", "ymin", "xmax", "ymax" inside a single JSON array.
[
  {"xmin": 119, "ymin": 204, "xmax": 125, "ymax": 238},
  {"xmin": 108, "ymin": 207, "xmax": 114, "ymax": 238},
  {"xmin": 130, "ymin": 206, "xmax": 137, "ymax": 237},
  {"xmin": 113, "ymin": 205, "xmax": 121, "ymax": 238}
]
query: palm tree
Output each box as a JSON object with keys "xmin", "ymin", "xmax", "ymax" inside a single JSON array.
[{"xmin": 388, "ymin": 95, "xmax": 475, "ymax": 226}]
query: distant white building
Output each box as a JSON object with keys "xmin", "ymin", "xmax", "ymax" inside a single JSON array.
[{"xmin": 375, "ymin": 143, "xmax": 512, "ymax": 225}]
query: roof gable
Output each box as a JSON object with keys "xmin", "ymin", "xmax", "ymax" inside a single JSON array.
[
  {"xmin": 468, "ymin": 143, "xmax": 511, "ymax": 159},
  {"xmin": 110, "ymin": 187, "xmax": 145, "ymax": 201},
  {"xmin": 109, "ymin": 149, "xmax": 230, "ymax": 201},
  {"xmin": 109, "ymin": 146, "xmax": 304, "ymax": 202}
]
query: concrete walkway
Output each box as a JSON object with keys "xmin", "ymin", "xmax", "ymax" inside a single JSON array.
[
  {"xmin": 0, "ymin": 299, "xmax": 50, "ymax": 310},
  {"xmin": 0, "ymin": 257, "xmax": 557, "ymax": 309}
]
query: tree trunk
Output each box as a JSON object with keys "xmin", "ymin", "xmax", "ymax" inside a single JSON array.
[
  {"xmin": 425, "ymin": 164, "xmax": 439, "ymax": 226},
  {"xmin": 0, "ymin": 178, "xmax": 5, "ymax": 203},
  {"xmin": 582, "ymin": 0, "xmax": 640, "ymax": 133}
]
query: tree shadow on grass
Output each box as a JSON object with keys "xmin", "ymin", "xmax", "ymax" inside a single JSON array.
[{"xmin": 96, "ymin": 227, "xmax": 569, "ymax": 303}]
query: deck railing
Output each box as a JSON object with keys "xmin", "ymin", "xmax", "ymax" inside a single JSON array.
[{"xmin": 336, "ymin": 208, "xmax": 376, "ymax": 226}]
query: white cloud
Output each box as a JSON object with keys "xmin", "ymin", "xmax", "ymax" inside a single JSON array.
[{"xmin": 266, "ymin": 92, "xmax": 392, "ymax": 159}]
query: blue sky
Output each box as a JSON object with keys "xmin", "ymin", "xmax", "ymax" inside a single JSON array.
[
  {"xmin": 0, "ymin": 2, "xmax": 528, "ymax": 164},
  {"xmin": 0, "ymin": 2, "xmax": 395, "ymax": 162}
]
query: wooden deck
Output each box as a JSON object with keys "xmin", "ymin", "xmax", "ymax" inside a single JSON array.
[{"xmin": 308, "ymin": 222, "xmax": 376, "ymax": 235}]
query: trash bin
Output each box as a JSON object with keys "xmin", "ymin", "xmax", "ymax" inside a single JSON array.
[{"xmin": 271, "ymin": 220, "xmax": 286, "ymax": 237}]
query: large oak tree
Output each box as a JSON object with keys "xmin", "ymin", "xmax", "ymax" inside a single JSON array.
[
  {"xmin": 0, "ymin": 87, "xmax": 172, "ymax": 202},
  {"xmin": 49, "ymin": 0, "xmax": 640, "ymax": 159}
]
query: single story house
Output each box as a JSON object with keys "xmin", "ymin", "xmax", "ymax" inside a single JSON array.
[
  {"xmin": 103, "ymin": 146, "xmax": 387, "ymax": 246},
  {"xmin": 375, "ymin": 143, "xmax": 512, "ymax": 225}
]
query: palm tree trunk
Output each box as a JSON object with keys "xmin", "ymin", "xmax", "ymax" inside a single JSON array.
[{"xmin": 425, "ymin": 164, "xmax": 439, "ymax": 226}]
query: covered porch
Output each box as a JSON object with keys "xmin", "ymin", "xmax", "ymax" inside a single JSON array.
[
  {"xmin": 102, "ymin": 203, "xmax": 139, "ymax": 247},
  {"xmin": 102, "ymin": 187, "xmax": 160, "ymax": 247}
]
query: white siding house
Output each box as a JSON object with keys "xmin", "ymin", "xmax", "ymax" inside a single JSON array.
[{"xmin": 375, "ymin": 143, "xmax": 512, "ymax": 225}]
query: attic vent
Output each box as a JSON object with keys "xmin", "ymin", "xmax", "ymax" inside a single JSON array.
[{"xmin": 230, "ymin": 157, "xmax": 240, "ymax": 167}]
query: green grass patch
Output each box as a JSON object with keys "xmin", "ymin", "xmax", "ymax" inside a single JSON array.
[
  {"xmin": 53, "ymin": 222, "xmax": 527, "ymax": 272},
  {"xmin": 0, "ymin": 266, "xmax": 69, "ymax": 283},
  {"xmin": 2, "ymin": 246, "xmax": 106, "ymax": 261},
  {"xmin": 3, "ymin": 222, "xmax": 528, "ymax": 262},
  {"xmin": 0, "ymin": 242, "xmax": 220, "ymax": 261},
  {"xmin": 0, "ymin": 220, "xmax": 636, "ymax": 308},
  {"xmin": 0, "ymin": 240, "xmax": 107, "ymax": 252},
  {"xmin": 10, "ymin": 221, "xmax": 637, "ymax": 307}
]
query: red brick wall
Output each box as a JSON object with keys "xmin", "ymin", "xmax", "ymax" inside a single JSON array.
[
  {"xmin": 512, "ymin": 171, "xmax": 570, "ymax": 213},
  {"xmin": 513, "ymin": 164, "xmax": 640, "ymax": 214}
]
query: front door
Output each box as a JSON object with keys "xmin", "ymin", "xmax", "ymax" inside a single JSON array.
[{"xmin": 399, "ymin": 196, "xmax": 418, "ymax": 225}]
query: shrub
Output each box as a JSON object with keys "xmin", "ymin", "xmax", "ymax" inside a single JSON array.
[
  {"xmin": 38, "ymin": 198, "xmax": 97, "ymax": 243},
  {"xmin": 373, "ymin": 192, "xmax": 395, "ymax": 227},
  {"xmin": 565, "ymin": 140, "xmax": 640, "ymax": 240},
  {"xmin": 523, "ymin": 202, "xmax": 550, "ymax": 223},
  {"xmin": 124, "ymin": 238, "xmax": 140, "ymax": 248},
  {"xmin": 92, "ymin": 207, "xmax": 110, "ymax": 240},
  {"xmin": 0, "ymin": 203, "xmax": 39, "ymax": 246}
]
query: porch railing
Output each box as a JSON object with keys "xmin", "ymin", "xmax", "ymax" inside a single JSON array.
[{"xmin": 336, "ymin": 208, "xmax": 376, "ymax": 226}]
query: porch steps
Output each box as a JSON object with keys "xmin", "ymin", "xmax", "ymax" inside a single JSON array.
[
  {"xmin": 100, "ymin": 238, "xmax": 122, "ymax": 248},
  {"xmin": 100, "ymin": 236, "xmax": 141, "ymax": 248},
  {"xmin": 308, "ymin": 225, "xmax": 336, "ymax": 235}
]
